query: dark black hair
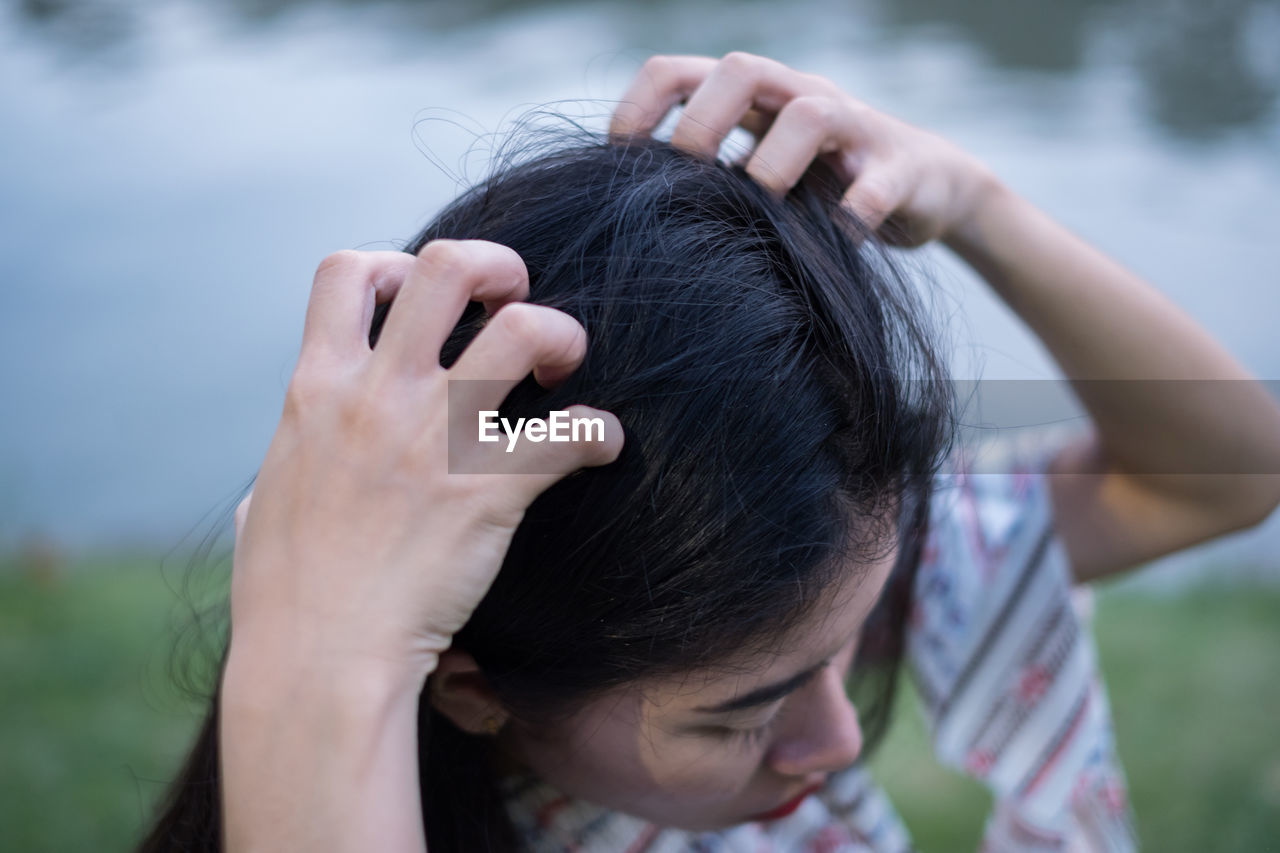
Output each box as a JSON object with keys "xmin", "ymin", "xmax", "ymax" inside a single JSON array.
[{"xmin": 138, "ymin": 125, "xmax": 956, "ymax": 852}]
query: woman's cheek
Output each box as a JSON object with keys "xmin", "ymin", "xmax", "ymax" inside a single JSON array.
[
  {"xmin": 517, "ymin": 694, "xmax": 764, "ymax": 825},
  {"xmin": 622, "ymin": 736, "xmax": 763, "ymax": 825},
  {"xmin": 635, "ymin": 710, "xmax": 760, "ymax": 801}
]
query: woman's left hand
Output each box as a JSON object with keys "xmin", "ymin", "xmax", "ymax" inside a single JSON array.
[{"xmin": 609, "ymin": 52, "xmax": 1000, "ymax": 248}]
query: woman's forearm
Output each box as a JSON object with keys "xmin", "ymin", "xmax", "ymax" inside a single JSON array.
[
  {"xmin": 943, "ymin": 179, "xmax": 1280, "ymax": 518},
  {"xmin": 219, "ymin": 642, "xmax": 431, "ymax": 852}
]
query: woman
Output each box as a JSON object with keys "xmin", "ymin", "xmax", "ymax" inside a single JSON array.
[{"xmin": 139, "ymin": 53, "xmax": 1280, "ymax": 852}]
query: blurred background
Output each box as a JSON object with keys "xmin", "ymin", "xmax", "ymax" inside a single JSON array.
[{"xmin": 1, "ymin": 0, "xmax": 1277, "ymax": 849}]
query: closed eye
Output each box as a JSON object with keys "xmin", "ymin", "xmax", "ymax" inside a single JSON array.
[{"xmin": 716, "ymin": 714, "xmax": 780, "ymax": 750}]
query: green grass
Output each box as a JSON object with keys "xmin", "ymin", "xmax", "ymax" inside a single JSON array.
[
  {"xmin": 0, "ymin": 551, "xmax": 230, "ymax": 853},
  {"xmin": 2, "ymin": 552, "xmax": 1278, "ymax": 851}
]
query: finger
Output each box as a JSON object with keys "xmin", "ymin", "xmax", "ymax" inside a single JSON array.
[
  {"xmin": 372, "ymin": 240, "xmax": 531, "ymax": 378},
  {"xmin": 445, "ymin": 303, "xmax": 593, "ymax": 470},
  {"xmin": 445, "ymin": 306, "xmax": 621, "ymax": 484},
  {"xmin": 609, "ymin": 54, "xmax": 719, "ymax": 138},
  {"xmin": 456, "ymin": 404, "xmax": 623, "ymax": 524},
  {"xmin": 299, "ymin": 250, "xmax": 418, "ymax": 366},
  {"xmin": 449, "ymin": 301, "xmax": 588, "ymax": 394},
  {"xmin": 841, "ymin": 162, "xmax": 908, "ymax": 232},
  {"xmin": 501, "ymin": 404, "xmax": 626, "ymax": 491},
  {"xmin": 743, "ymin": 95, "xmax": 862, "ymax": 196},
  {"xmin": 669, "ymin": 52, "xmax": 815, "ymax": 160}
]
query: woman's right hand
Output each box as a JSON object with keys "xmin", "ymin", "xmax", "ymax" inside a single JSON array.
[{"xmin": 228, "ymin": 241, "xmax": 624, "ymax": 684}]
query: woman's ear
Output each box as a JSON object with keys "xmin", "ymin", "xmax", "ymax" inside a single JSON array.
[{"xmin": 428, "ymin": 648, "xmax": 509, "ymax": 736}]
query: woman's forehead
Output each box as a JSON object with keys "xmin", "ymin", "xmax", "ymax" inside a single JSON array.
[{"xmin": 638, "ymin": 546, "xmax": 898, "ymax": 711}]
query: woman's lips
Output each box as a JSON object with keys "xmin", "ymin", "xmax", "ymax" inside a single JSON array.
[{"xmin": 747, "ymin": 783, "xmax": 824, "ymax": 822}]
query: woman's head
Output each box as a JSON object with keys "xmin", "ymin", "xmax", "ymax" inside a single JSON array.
[
  {"xmin": 138, "ymin": 122, "xmax": 955, "ymax": 853},
  {"xmin": 377, "ymin": 129, "xmax": 955, "ymax": 842},
  {"xmin": 474, "ymin": 542, "xmax": 900, "ymax": 831}
]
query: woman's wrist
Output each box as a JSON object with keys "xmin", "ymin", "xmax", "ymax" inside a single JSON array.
[
  {"xmin": 224, "ymin": 611, "xmax": 448, "ymax": 695},
  {"xmin": 221, "ymin": 638, "xmax": 434, "ymax": 714},
  {"xmin": 939, "ymin": 166, "xmax": 1014, "ymax": 260},
  {"xmin": 220, "ymin": 640, "xmax": 432, "ymax": 852}
]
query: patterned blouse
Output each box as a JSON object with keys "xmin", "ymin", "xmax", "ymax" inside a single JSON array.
[{"xmin": 501, "ymin": 439, "xmax": 1140, "ymax": 851}]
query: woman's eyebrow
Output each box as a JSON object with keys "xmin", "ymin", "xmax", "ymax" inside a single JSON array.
[{"xmin": 692, "ymin": 660, "xmax": 828, "ymax": 714}]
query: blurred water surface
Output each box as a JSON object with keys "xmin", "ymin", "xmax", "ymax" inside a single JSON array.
[{"xmin": 2, "ymin": 0, "xmax": 1278, "ymax": 582}]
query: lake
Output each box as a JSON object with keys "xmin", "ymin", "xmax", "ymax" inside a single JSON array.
[{"xmin": 2, "ymin": 0, "xmax": 1277, "ymax": 587}]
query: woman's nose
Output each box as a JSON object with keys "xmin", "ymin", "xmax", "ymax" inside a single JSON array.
[{"xmin": 766, "ymin": 666, "xmax": 864, "ymax": 777}]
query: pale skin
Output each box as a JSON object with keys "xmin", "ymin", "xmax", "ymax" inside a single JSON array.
[{"xmin": 220, "ymin": 51, "xmax": 1280, "ymax": 851}]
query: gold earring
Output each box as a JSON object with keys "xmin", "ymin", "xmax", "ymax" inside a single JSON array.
[{"xmin": 483, "ymin": 715, "xmax": 502, "ymax": 736}]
